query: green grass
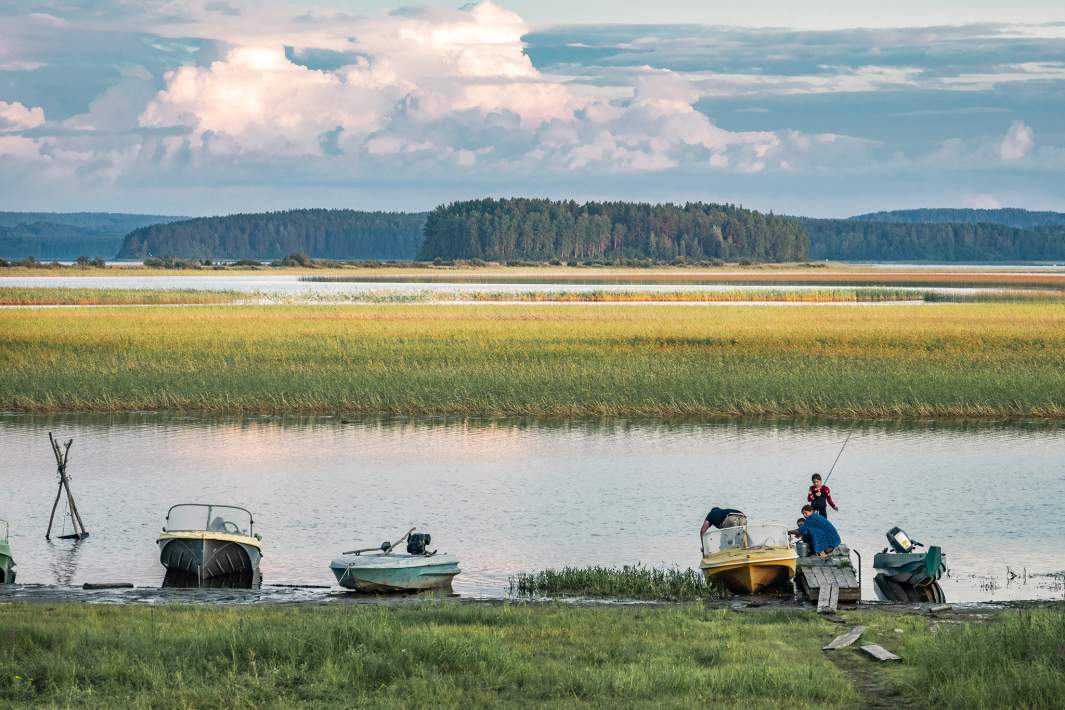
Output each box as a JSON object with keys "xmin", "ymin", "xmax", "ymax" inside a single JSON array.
[
  {"xmin": 889, "ymin": 608, "xmax": 1065, "ymax": 708},
  {"xmin": 0, "ymin": 602, "xmax": 857, "ymax": 708},
  {"xmin": 0, "ymin": 287, "xmax": 243, "ymax": 306},
  {"xmin": 1, "ymin": 603, "xmax": 1062, "ymax": 708},
  {"xmin": 509, "ymin": 565, "xmax": 720, "ymax": 601},
  {"xmin": 3, "ymin": 302, "xmax": 1065, "ymax": 417}
]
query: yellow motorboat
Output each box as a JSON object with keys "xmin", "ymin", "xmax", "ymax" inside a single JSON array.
[{"xmin": 700, "ymin": 523, "xmax": 797, "ymax": 594}]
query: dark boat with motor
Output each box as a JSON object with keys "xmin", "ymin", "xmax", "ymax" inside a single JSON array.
[
  {"xmin": 873, "ymin": 526, "xmax": 946, "ymax": 603},
  {"xmin": 157, "ymin": 504, "xmax": 262, "ymax": 583}
]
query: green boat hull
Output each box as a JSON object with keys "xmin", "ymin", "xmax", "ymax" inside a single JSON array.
[{"xmin": 872, "ymin": 545, "xmax": 945, "ymax": 587}]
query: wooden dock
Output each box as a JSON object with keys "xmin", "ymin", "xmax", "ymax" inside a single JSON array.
[{"xmin": 796, "ymin": 545, "xmax": 861, "ymax": 610}]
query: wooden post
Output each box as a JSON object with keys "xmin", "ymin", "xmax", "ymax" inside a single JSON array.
[{"xmin": 45, "ymin": 433, "xmax": 89, "ymax": 540}]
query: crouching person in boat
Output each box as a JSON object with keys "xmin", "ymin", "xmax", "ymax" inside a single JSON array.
[
  {"xmin": 701, "ymin": 507, "xmax": 747, "ymax": 552},
  {"xmin": 795, "ymin": 505, "xmax": 840, "ymax": 557}
]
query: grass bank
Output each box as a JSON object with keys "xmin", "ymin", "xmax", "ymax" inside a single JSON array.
[
  {"xmin": 3, "ymin": 303, "xmax": 1065, "ymax": 417},
  {"xmin": 1, "ymin": 603, "xmax": 1061, "ymax": 708}
]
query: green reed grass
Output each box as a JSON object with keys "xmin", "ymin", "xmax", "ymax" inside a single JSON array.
[
  {"xmin": 0, "ymin": 602, "xmax": 858, "ymax": 708},
  {"xmin": 0, "ymin": 287, "xmax": 244, "ymax": 306},
  {"xmin": 3, "ymin": 303, "xmax": 1065, "ymax": 417},
  {"xmin": 509, "ymin": 565, "xmax": 720, "ymax": 601}
]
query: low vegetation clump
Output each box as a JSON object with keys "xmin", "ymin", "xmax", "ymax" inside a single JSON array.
[
  {"xmin": 3, "ymin": 302, "xmax": 1065, "ymax": 416},
  {"xmin": 509, "ymin": 565, "xmax": 719, "ymax": 601}
]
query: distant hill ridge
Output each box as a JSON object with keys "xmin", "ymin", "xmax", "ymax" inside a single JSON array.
[
  {"xmin": 116, "ymin": 209, "xmax": 428, "ymax": 260},
  {"xmin": 849, "ymin": 208, "xmax": 1065, "ymax": 229},
  {"xmin": 0, "ymin": 212, "xmax": 185, "ymax": 260}
]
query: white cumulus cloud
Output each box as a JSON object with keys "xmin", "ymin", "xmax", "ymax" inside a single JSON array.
[
  {"xmin": 0, "ymin": 100, "xmax": 46, "ymax": 130},
  {"xmin": 998, "ymin": 120, "xmax": 1034, "ymax": 160}
]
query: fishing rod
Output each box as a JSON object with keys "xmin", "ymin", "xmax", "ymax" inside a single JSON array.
[{"xmin": 823, "ymin": 429, "xmax": 854, "ymax": 484}]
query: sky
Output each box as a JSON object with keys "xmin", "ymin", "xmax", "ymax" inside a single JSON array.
[{"xmin": 1, "ymin": 1, "xmax": 1064, "ymax": 216}]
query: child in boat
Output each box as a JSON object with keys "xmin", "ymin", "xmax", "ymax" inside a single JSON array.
[
  {"xmin": 798, "ymin": 505, "xmax": 840, "ymax": 557},
  {"xmin": 807, "ymin": 474, "xmax": 839, "ymax": 518}
]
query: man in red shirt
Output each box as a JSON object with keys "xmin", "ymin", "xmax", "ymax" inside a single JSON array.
[{"xmin": 807, "ymin": 474, "xmax": 839, "ymax": 518}]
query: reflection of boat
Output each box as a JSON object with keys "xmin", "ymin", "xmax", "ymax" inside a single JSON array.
[
  {"xmin": 700, "ymin": 523, "xmax": 797, "ymax": 594},
  {"xmin": 157, "ymin": 504, "xmax": 262, "ymax": 582},
  {"xmin": 330, "ymin": 528, "xmax": 460, "ymax": 592},
  {"xmin": 162, "ymin": 569, "xmax": 261, "ymax": 590},
  {"xmin": 0, "ymin": 520, "xmax": 16, "ymax": 584},
  {"xmin": 873, "ymin": 526, "xmax": 946, "ymax": 603}
]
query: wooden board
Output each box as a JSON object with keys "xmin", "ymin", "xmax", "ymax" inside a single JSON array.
[
  {"xmin": 817, "ymin": 583, "xmax": 840, "ymax": 613},
  {"xmin": 823, "ymin": 626, "xmax": 865, "ymax": 650},
  {"xmin": 861, "ymin": 644, "xmax": 901, "ymax": 662}
]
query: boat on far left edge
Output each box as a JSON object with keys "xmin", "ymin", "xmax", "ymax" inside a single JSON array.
[
  {"xmin": 0, "ymin": 519, "xmax": 16, "ymax": 584},
  {"xmin": 157, "ymin": 504, "xmax": 262, "ymax": 588}
]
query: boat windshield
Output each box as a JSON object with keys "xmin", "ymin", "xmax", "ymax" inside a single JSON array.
[
  {"xmin": 164, "ymin": 504, "xmax": 254, "ymax": 536},
  {"xmin": 0, "ymin": 519, "xmax": 7, "ymax": 541},
  {"xmin": 702, "ymin": 523, "xmax": 792, "ymax": 553}
]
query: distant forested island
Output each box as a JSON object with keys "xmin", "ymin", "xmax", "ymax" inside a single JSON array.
[
  {"xmin": 4, "ymin": 205, "xmax": 1065, "ymax": 263},
  {"xmin": 418, "ymin": 199, "xmax": 807, "ymax": 262},
  {"xmin": 0, "ymin": 212, "xmax": 183, "ymax": 260},
  {"xmin": 116, "ymin": 210, "xmax": 427, "ymax": 260}
]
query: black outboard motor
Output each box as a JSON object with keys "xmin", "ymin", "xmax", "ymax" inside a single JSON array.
[
  {"xmin": 885, "ymin": 526, "xmax": 920, "ymax": 554},
  {"xmin": 407, "ymin": 532, "xmax": 431, "ymax": 555}
]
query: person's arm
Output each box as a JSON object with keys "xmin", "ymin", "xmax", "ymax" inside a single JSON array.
[
  {"xmin": 806, "ymin": 488, "xmax": 815, "ymax": 502},
  {"xmin": 825, "ymin": 487, "xmax": 839, "ymax": 511},
  {"xmin": 700, "ymin": 520, "xmax": 711, "ymax": 536}
]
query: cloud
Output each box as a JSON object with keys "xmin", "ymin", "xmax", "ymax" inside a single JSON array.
[
  {"xmin": 999, "ymin": 120, "xmax": 1034, "ymax": 160},
  {"xmin": 0, "ymin": 101, "xmax": 46, "ymax": 129}
]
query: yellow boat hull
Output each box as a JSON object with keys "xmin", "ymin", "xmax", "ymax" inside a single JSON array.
[{"xmin": 700, "ymin": 547, "xmax": 797, "ymax": 594}]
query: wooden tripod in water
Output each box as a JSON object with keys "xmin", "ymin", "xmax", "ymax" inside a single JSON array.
[{"xmin": 45, "ymin": 432, "xmax": 89, "ymax": 540}]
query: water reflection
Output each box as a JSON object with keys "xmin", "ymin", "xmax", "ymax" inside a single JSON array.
[
  {"xmin": 162, "ymin": 570, "xmax": 261, "ymax": 590},
  {"xmin": 47, "ymin": 539, "xmax": 85, "ymax": 586},
  {"xmin": 1, "ymin": 413, "xmax": 1063, "ymax": 603}
]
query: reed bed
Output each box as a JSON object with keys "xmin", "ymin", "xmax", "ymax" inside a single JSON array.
[
  {"xmin": 3, "ymin": 303, "xmax": 1065, "ymax": 417},
  {"xmin": 460, "ymin": 288, "xmax": 923, "ymax": 303},
  {"xmin": 509, "ymin": 565, "xmax": 719, "ymax": 601},
  {"xmin": 0, "ymin": 287, "xmax": 242, "ymax": 306}
]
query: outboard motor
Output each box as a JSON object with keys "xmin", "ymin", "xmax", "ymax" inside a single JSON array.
[
  {"xmin": 885, "ymin": 526, "xmax": 919, "ymax": 554},
  {"xmin": 407, "ymin": 532, "xmax": 432, "ymax": 555}
]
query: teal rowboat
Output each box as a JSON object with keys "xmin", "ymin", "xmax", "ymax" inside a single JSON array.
[
  {"xmin": 330, "ymin": 552, "xmax": 461, "ymax": 592},
  {"xmin": 330, "ymin": 528, "xmax": 460, "ymax": 592},
  {"xmin": 0, "ymin": 519, "xmax": 16, "ymax": 584}
]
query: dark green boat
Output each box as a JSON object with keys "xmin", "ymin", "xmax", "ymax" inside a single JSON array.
[
  {"xmin": 873, "ymin": 527, "xmax": 947, "ymax": 603},
  {"xmin": 0, "ymin": 519, "xmax": 16, "ymax": 584}
]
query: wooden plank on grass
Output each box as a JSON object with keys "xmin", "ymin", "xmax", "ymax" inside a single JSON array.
[
  {"xmin": 817, "ymin": 583, "xmax": 839, "ymax": 613},
  {"xmin": 861, "ymin": 644, "xmax": 901, "ymax": 662},
  {"xmin": 823, "ymin": 626, "xmax": 865, "ymax": 650}
]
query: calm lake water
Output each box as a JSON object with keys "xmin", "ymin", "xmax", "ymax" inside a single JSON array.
[
  {"xmin": 0, "ymin": 274, "xmax": 1023, "ymax": 297},
  {"xmin": 1, "ymin": 414, "xmax": 1062, "ymax": 603}
]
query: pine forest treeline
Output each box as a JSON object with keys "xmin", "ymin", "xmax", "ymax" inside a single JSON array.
[
  {"xmin": 418, "ymin": 199, "xmax": 808, "ymax": 262},
  {"xmin": 117, "ymin": 209, "xmax": 427, "ymax": 260},
  {"xmin": 804, "ymin": 219, "xmax": 1065, "ymax": 261}
]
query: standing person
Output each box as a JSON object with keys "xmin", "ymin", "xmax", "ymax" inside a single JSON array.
[
  {"xmin": 807, "ymin": 474, "xmax": 839, "ymax": 518},
  {"xmin": 798, "ymin": 505, "xmax": 840, "ymax": 557}
]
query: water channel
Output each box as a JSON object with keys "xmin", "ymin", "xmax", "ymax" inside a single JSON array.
[{"xmin": 1, "ymin": 414, "xmax": 1062, "ymax": 603}]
